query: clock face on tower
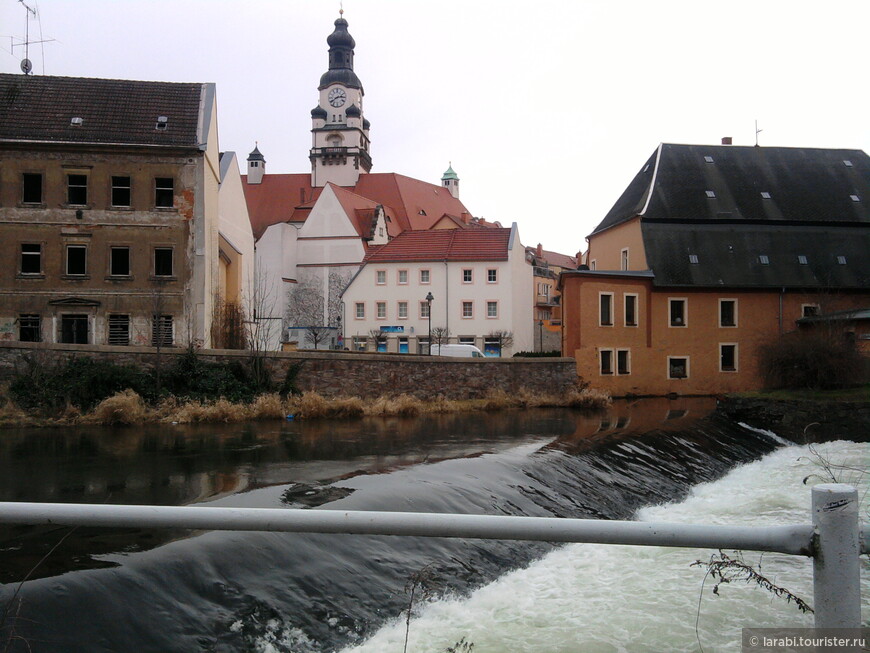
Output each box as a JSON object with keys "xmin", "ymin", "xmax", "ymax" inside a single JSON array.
[{"xmin": 328, "ymin": 88, "xmax": 347, "ymax": 107}]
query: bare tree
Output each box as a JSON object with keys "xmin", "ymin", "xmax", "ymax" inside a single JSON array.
[
  {"xmin": 430, "ymin": 327, "xmax": 451, "ymax": 349},
  {"xmin": 369, "ymin": 328, "xmax": 385, "ymax": 352},
  {"xmin": 286, "ymin": 276, "xmax": 335, "ymax": 350},
  {"xmin": 487, "ymin": 330, "xmax": 514, "ymax": 357}
]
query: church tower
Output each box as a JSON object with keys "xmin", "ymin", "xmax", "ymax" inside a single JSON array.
[
  {"xmin": 441, "ymin": 163, "xmax": 459, "ymax": 199},
  {"xmin": 310, "ymin": 14, "xmax": 372, "ymax": 188}
]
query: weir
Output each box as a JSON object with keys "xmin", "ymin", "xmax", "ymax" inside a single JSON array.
[{"xmin": 0, "ymin": 483, "xmax": 864, "ymax": 630}]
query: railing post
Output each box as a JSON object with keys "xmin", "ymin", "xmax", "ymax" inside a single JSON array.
[{"xmin": 812, "ymin": 484, "xmax": 861, "ymax": 628}]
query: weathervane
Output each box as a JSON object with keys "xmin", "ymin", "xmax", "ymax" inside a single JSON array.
[{"xmin": 339, "ymin": 1, "xmax": 344, "ymax": 17}]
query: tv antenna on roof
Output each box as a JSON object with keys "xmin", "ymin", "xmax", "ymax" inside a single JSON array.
[
  {"xmin": 755, "ymin": 119, "xmax": 763, "ymax": 147},
  {"xmin": 11, "ymin": 0, "xmax": 54, "ymax": 75}
]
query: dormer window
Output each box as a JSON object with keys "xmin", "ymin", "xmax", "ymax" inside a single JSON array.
[{"xmin": 156, "ymin": 116, "xmax": 168, "ymax": 130}]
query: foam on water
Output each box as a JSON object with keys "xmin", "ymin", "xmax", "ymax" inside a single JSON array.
[{"xmin": 340, "ymin": 441, "xmax": 869, "ymax": 653}]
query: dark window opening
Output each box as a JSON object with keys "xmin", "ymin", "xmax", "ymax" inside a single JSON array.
[
  {"xmin": 112, "ymin": 176, "xmax": 132, "ymax": 207},
  {"xmin": 802, "ymin": 305, "xmax": 819, "ymax": 317},
  {"xmin": 18, "ymin": 314, "xmax": 41, "ymax": 342},
  {"xmin": 624, "ymin": 295, "xmax": 637, "ymax": 326},
  {"xmin": 600, "ymin": 294, "xmax": 613, "ymax": 326},
  {"xmin": 67, "ymin": 174, "xmax": 88, "ymax": 205},
  {"xmin": 152, "ymin": 315, "xmax": 173, "ymax": 347},
  {"xmin": 66, "ymin": 245, "xmax": 87, "ymax": 275},
  {"xmin": 720, "ymin": 300, "xmax": 736, "ymax": 327},
  {"xmin": 600, "ymin": 350, "xmax": 613, "ymax": 375},
  {"xmin": 155, "ymin": 178, "xmax": 174, "ymax": 208},
  {"xmin": 20, "ymin": 243, "xmax": 41, "ymax": 274},
  {"xmin": 720, "ymin": 344, "xmax": 736, "ymax": 371},
  {"xmin": 668, "ymin": 357, "xmax": 688, "ymax": 379},
  {"xmin": 60, "ymin": 314, "xmax": 89, "ymax": 344},
  {"xmin": 154, "ymin": 248, "xmax": 173, "ymax": 277},
  {"xmin": 23, "ymin": 173, "xmax": 43, "ymax": 203},
  {"xmin": 670, "ymin": 299, "xmax": 686, "ymax": 326},
  {"xmin": 617, "ymin": 350, "xmax": 630, "ymax": 375},
  {"xmin": 110, "ymin": 247, "xmax": 131, "ymax": 276},
  {"xmin": 108, "ymin": 314, "xmax": 130, "ymax": 346}
]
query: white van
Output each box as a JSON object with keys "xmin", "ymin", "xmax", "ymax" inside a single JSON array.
[{"xmin": 430, "ymin": 344, "xmax": 486, "ymax": 358}]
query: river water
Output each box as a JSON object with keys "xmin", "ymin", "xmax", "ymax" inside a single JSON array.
[{"xmin": 0, "ymin": 398, "xmax": 866, "ymax": 652}]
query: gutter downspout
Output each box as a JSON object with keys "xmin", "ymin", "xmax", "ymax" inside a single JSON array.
[
  {"xmin": 779, "ymin": 287, "xmax": 785, "ymax": 334},
  {"xmin": 444, "ymin": 260, "xmax": 449, "ymax": 336}
]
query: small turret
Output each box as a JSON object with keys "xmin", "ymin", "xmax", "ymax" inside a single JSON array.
[
  {"xmin": 247, "ymin": 144, "xmax": 265, "ymax": 184},
  {"xmin": 441, "ymin": 163, "xmax": 459, "ymax": 199}
]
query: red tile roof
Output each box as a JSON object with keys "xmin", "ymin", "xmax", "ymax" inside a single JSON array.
[
  {"xmin": 243, "ymin": 171, "xmax": 471, "ymax": 240},
  {"xmin": 363, "ymin": 228, "xmax": 512, "ymax": 263}
]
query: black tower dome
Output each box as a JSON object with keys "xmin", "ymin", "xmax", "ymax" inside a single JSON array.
[{"xmin": 319, "ymin": 17, "xmax": 363, "ymax": 90}]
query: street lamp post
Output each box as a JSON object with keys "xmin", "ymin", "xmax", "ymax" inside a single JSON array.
[{"xmin": 425, "ymin": 292, "xmax": 434, "ymax": 355}]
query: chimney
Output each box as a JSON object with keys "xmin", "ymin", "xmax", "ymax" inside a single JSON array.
[
  {"xmin": 536, "ymin": 243, "xmax": 543, "ymax": 257},
  {"xmin": 461, "ymin": 211, "xmax": 470, "ymax": 224},
  {"xmin": 721, "ymin": 137, "xmax": 732, "ymax": 145}
]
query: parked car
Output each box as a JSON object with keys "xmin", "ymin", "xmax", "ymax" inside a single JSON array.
[{"xmin": 430, "ymin": 344, "xmax": 486, "ymax": 358}]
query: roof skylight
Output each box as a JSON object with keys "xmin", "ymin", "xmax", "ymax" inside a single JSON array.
[
  {"xmin": 759, "ymin": 255, "xmax": 770, "ymax": 265},
  {"xmin": 689, "ymin": 254, "xmax": 699, "ymax": 264},
  {"xmin": 850, "ymin": 195, "xmax": 860, "ymax": 202},
  {"xmin": 156, "ymin": 116, "xmax": 168, "ymax": 130},
  {"xmin": 837, "ymin": 256, "xmax": 847, "ymax": 265},
  {"xmin": 798, "ymin": 255, "xmax": 808, "ymax": 265},
  {"xmin": 760, "ymin": 192, "xmax": 771, "ymax": 199},
  {"xmin": 705, "ymin": 190, "xmax": 716, "ymax": 199},
  {"xmin": 704, "ymin": 156, "xmax": 714, "ymax": 163},
  {"xmin": 844, "ymin": 160, "xmax": 853, "ymax": 167},
  {"xmin": 70, "ymin": 117, "xmax": 83, "ymax": 126}
]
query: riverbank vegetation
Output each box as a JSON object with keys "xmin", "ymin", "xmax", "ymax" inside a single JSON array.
[{"xmin": 0, "ymin": 351, "xmax": 610, "ymax": 428}]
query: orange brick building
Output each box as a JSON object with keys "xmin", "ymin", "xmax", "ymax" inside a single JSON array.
[{"xmin": 561, "ymin": 143, "xmax": 870, "ymax": 396}]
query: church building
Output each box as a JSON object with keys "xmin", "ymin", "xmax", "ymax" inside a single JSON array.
[{"xmin": 244, "ymin": 14, "xmax": 488, "ymax": 350}]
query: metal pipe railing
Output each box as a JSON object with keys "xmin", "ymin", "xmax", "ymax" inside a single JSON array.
[{"xmin": 0, "ymin": 484, "xmax": 864, "ymax": 629}]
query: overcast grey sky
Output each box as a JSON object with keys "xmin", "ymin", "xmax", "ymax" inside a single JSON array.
[{"xmin": 2, "ymin": 0, "xmax": 868, "ymax": 256}]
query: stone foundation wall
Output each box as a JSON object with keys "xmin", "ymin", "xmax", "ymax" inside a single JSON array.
[{"xmin": 0, "ymin": 342, "xmax": 580, "ymax": 400}]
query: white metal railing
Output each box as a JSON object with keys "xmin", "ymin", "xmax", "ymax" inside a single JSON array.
[{"xmin": 0, "ymin": 484, "xmax": 864, "ymax": 629}]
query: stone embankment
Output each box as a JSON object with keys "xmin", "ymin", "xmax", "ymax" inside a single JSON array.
[{"xmin": 716, "ymin": 395, "xmax": 870, "ymax": 443}]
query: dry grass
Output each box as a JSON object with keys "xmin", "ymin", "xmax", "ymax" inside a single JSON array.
[{"xmin": 84, "ymin": 389, "xmax": 147, "ymax": 425}]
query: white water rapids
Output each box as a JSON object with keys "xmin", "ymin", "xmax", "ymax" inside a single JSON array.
[{"xmin": 332, "ymin": 440, "xmax": 869, "ymax": 653}]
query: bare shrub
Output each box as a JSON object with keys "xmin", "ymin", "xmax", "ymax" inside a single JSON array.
[
  {"xmin": 759, "ymin": 330, "xmax": 862, "ymax": 390},
  {"xmin": 86, "ymin": 390, "xmax": 148, "ymax": 425},
  {"xmin": 366, "ymin": 394, "xmax": 423, "ymax": 417},
  {"xmin": 562, "ymin": 387, "xmax": 612, "ymax": 409},
  {"xmin": 250, "ymin": 393, "xmax": 286, "ymax": 420}
]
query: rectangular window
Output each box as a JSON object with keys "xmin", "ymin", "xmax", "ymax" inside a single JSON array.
[
  {"xmin": 376, "ymin": 270, "xmax": 386, "ymax": 285},
  {"xmin": 110, "ymin": 247, "xmax": 131, "ymax": 276},
  {"xmin": 599, "ymin": 292, "xmax": 613, "ymax": 326},
  {"xmin": 462, "ymin": 269, "xmax": 473, "ymax": 283},
  {"xmin": 669, "ymin": 298, "xmax": 686, "ymax": 327},
  {"xmin": 155, "ymin": 177, "xmax": 174, "ymax": 208},
  {"xmin": 20, "ymin": 243, "xmax": 42, "ymax": 274},
  {"xmin": 67, "ymin": 174, "xmax": 88, "ymax": 205},
  {"xmin": 668, "ymin": 356, "xmax": 689, "ymax": 379},
  {"xmin": 462, "ymin": 301, "xmax": 473, "ymax": 318},
  {"xmin": 487, "ymin": 301, "xmax": 498, "ymax": 318},
  {"xmin": 60, "ymin": 314, "xmax": 89, "ymax": 344},
  {"xmin": 617, "ymin": 349, "xmax": 630, "ymax": 375},
  {"xmin": 108, "ymin": 314, "xmax": 130, "ymax": 346},
  {"xmin": 420, "ymin": 269, "xmax": 430, "ymax": 284},
  {"xmin": 111, "ymin": 176, "xmax": 132, "ymax": 207},
  {"xmin": 720, "ymin": 344, "xmax": 737, "ymax": 372},
  {"xmin": 600, "ymin": 349, "xmax": 613, "ymax": 375},
  {"xmin": 802, "ymin": 304, "xmax": 819, "ymax": 317},
  {"xmin": 417, "ymin": 337, "xmax": 430, "ymax": 355},
  {"xmin": 154, "ymin": 248, "xmax": 173, "ymax": 277},
  {"xmin": 719, "ymin": 299, "xmax": 736, "ymax": 327},
  {"xmin": 420, "ymin": 301, "xmax": 430, "ymax": 319},
  {"xmin": 376, "ymin": 302, "xmax": 386, "ymax": 319},
  {"xmin": 621, "ymin": 248, "xmax": 629, "ymax": 271},
  {"xmin": 353, "ymin": 336, "xmax": 367, "ymax": 351},
  {"xmin": 398, "ymin": 270, "xmax": 408, "ymax": 285},
  {"xmin": 66, "ymin": 244, "xmax": 88, "ymax": 275},
  {"xmin": 152, "ymin": 314, "xmax": 173, "ymax": 347},
  {"xmin": 398, "ymin": 301, "xmax": 408, "ymax": 319},
  {"xmin": 18, "ymin": 314, "xmax": 41, "ymax": 342},
  {"xmin": 355, "ymin": 302, "xmax": 365, "ymax": 319},
  {"xmin": 487, "ymin": 269, "xmax": 498, "ymax": 283},
  {"xmin": 624, "ymin": 294, "xmax": 637, "ymax": 327},
  {"xmin": 22, "ymin": 173, "xmax": 42, "ymax": 203}
]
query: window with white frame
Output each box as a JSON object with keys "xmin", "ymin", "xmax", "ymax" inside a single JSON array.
[
  {"xmin": 355, "ymin": 302, "xmax": 365, "ymax": 319},
  {"xmin": 398, "ymin": 270, "xmax": 408, "ymax": 285},
  {"xmin": 376, "ymin": 302, "xmax": 386, "ymax": 319},
  {"xmin": 487, "ymin": 301, "xmax": 498, "ymax": 318},
  {"xmin": 398, "ymin": 301, "xmax": 408, "ymax": 319},
  {"xmin": 420, "ymin": 269, "xmax": 430, "ymax": 284},
  {"xmin": 462, "ymin": 301, "xmax": 473, "ymax": 318},
  {"xmin": 376, "ymin": 270, "xmax": 386, "ymax": 285},
  {"xmin": 617, "ymin": 349, "xmax": 630, "ymax": 375},
  {"xmin": 599, "ymin": 292, "xmax": 613, "ymax": 326},
  {"xmin": 719, "ymin": 299, "xmax": 737, "ymax": 327},
  {"xmin": 600, "ymin": 349, "xmax": 614, "ymax": 375},
  {"xmin": 419, "ymin": 301, "xmax": 430, "ymax": 319},
  {"xmin": 624, "ymin": 294, "xmax": 637, "ymax": 327},
  {"xmin": 668, "ymin": 356, "xmax": 689, "ymax": 379},
  {"xmin": 620, "ymin": 248, "xmax": 629, "ymax": 271},
  {"xmin": 720, "ymin": 343, "xmax": 737, "ymax": 372},
  {"xmin": 487, "ymin": 269, "xmax": 497, "ymax": 283},
  {"xmin": 462, "ymin": 269, "xmax": 473, "ymax": 283},
  {"xmin": 669, "ymin": 298, "xmax": 687, "ymax": 327}
]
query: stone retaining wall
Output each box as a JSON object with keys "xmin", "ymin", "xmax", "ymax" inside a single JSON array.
[{"xmin": 0, "ymin": 342, "xmax": 580, "ymax": 400}]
